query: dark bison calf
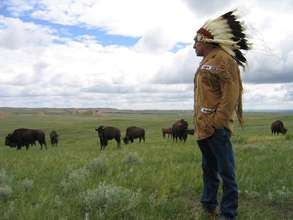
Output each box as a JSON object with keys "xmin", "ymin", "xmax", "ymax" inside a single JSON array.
[
  {"xmin": 5, "ymin": 128, "xmax": 47, "ymax": 150},
  {"xmin": 95, "ymin": 126, "xmax": 121, "ymax": 150},
  {"xmin": 50, "ymin": 130, "xmax": 59, "ymax": 146},
  {"xmin": 271, "ymin": 120, "xmax": 287, "ymax": 135},
  {"xmin": 123, "ymin": 126, "xmax": 145, "ymax": 144}
]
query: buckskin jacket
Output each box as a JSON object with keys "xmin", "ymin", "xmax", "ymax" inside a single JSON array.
[{"xmin": 193, "ymin": 47, "xmax": 243, "ymax": 140}]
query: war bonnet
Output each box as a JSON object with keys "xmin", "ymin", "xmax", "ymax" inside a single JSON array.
[{"xmin": 196, "ymin": 10, "xmax": 252, "ymax": 67}]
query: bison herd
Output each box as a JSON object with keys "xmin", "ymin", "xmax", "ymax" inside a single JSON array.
[
  {"xmin": 95, "ymin": 126, "xmax": 145, "ymax": 150},
  {"xmin": 5, "ymin": 128, "xmax": 58, "ymax": 150},
  {"xmin": 162, "ymin": 119, "xmax": 194, "ymax": 142},
  {"xmin": 4, "ymin": 119, "xmax": 289, "ymax": 151}
]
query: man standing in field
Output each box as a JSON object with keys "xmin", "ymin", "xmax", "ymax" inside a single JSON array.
[{"xmin": 193, "ymin": 10, "xmax": 251, "ymax": 220}]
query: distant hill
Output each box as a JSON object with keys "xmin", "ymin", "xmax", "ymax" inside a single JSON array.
[
  {"xmin": 0, "ymin": 107, "xmax": 292, "ymax": 115},
  {"xmin": 0, "ymin": 107, "xmax": 193, "ymax": 116}
]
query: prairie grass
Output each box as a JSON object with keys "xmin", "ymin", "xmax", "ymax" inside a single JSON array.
[{"xmin": 0, "ymin": 111, "xmax": 292, "ymax": 219}]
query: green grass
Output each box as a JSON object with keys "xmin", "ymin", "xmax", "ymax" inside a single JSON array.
[{"xmin": 0, "ymin": 111, "xmax": 293, "ymax": 219}]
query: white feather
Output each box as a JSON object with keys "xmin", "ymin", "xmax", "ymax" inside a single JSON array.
[
  {"xmin": 203, "ymin": 38, "xmax": 240, "ymax": 49},
  {"xmin": 197, "ymin": 8, "xmax": 252, "ymax": 56}
]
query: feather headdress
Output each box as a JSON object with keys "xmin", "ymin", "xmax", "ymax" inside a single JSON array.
[{"xmin": 196, "ymin": 9, "xmax": 252, "ymax": 67}]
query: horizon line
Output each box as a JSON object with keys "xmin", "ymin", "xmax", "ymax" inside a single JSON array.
[{"xmin": 1, "ymin": 107, "xmax": 293, "ymax": 112}]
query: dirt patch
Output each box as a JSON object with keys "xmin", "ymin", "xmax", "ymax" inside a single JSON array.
[{"xmin": 0, "ymin": 111, "xmax": 7, "ymax": 119}]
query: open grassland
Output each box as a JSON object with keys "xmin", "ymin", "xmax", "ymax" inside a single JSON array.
[{"xmin": 0, "ymin": 111, "xmax": 293, "ymax": 220}]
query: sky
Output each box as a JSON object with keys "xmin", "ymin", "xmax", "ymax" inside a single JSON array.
[{"xmin": 0, "ymin": 0, "xmax": 293, "ymax": 110}]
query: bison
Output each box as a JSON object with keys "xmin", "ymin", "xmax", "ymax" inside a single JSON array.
[
  {"xmin": 271, "ymin": 120, "xmax": 287, "ymax": 135},
  {"xmin": 186, "ymin": 129, "xmax": 195, "ymax": 135},
  {"xmin": 172, "ymin": 119, "xmax": 188, "ymax": 142},
  {"xmin": 50, "ymin": 130, "xmax": 59, "ymax": 146},
  {"xmin": 5, "ymin": 128, "xmax": 47, "ymax": 150},
  {"xmin": 123, "ymin": 126, "xmax": 145, "ymax": 144},
  {"xmin": 95, "ymin": 126, "xmax": 121, "ymax": 150},
  {"xmin": 162, "ymin": 128, "xmax": 172, "ymax": 139}
]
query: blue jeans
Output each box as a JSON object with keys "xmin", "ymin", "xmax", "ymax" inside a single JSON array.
[{"xmin": 197, "ymin": 128, "xmax": 238, "ymax": 219}]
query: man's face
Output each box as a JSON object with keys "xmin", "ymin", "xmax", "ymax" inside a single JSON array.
[{"xmin": 193, "ymin": 36, "xmax": 204, "ymax": 57}]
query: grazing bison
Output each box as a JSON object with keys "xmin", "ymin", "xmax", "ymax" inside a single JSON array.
[
  {"xmin": 95, "ymin": 126, "xmax": 121, "ymax": 150},
  {"xmin": 271, "ymin": 120, "xmax": 287, "ymax": 135},
  {"xmin": 123, "ymin": 126, "xmax": 145, "ymax": 144},
  {"xmin": 186, "ymin": 129, "xmax": 195, "ymax": 135},
  {"xmin": 162, "ymin": 128, "xmax": 173, "ymax": 139},
  {"xmin": 172, "ymin": 119, "xmax": 188, "ymax": 142},
  {"xmin": 50, "ymin": 130, "xmax": 59, "ymax": 146},
  {"xmin": 5, "ymin": 128, "xmax": 47, "ymax": 150}
]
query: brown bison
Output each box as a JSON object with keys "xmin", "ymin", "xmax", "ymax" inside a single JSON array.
[
  {"xmin": 271, "ymin": 120, "xmax": 287, "ymax": 135},
  {"xmin": 5, "ymin": 128, "xmax": 47, "ymax": 150},
  {"xmin": 162, "ymin": 128, "xmax": 172, "ymax": 138},
  {"xmin": 95, "ymin": 126, "xmax": 121, "ymax": 150},
  {"xmin": 172, "ymin": 119, "xmax": 188, "ymax": 142},
  {"xmin": 50, "ymin": 130, "xmax": 59, "ymax": 146},
  {"xmin": 123, "ymin": 126, "xmax": 145, "ymax": 144}
]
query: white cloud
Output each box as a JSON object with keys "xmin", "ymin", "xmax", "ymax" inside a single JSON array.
[
  {"xmin": 182, "ymin": 0, "xmax": 233, "ymax": 16},
  {"xmin": 244, "ymin": 83, "xmax": 293, "ymax": 110},
  {"xmin": 4, "ymin": 0, "xmax": 197, "ymax": 42},
  {"xmin": 151, "ymin": 46, "xmax": 197, "ymax": 84},
  {"xmin": 134, "ymin": 27, "xmax": 178, "ymax": 53},
  {"xmin": 1, "ymin": 0, "xmax": 293, "ymax": 109},
  {"xmin": 0, "ymin": 16, "xmax": 55, "ymax": 49}
]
